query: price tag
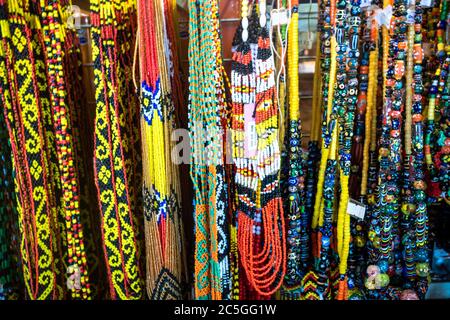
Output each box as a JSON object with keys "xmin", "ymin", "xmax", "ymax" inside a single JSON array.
[
  {"xmin": 360, "ymin": 0, "xmax": 371, "ymax": 9},
  {"xmin": 420, "ymin": 0, "xmax": 433, "ymax": 8},
  {"xmin": 406, "ymin": 8, "xmax": 415, "ymax": 24},
  {"xmin": 271, "ymin": 10, "xmax": 290, "ymax": 26},
  {"xmin": 347, "ymin": 199, "xmax": 366, "ymax": 220},
  {"xmin": 77, "ymin": 28, "xmax": 88, "ymax": 45},
  {"xmin": 374, "ymin": 5, "xmax": 393, "ymax": 29},
  {"xmin": 244, "ymin": 104, "xmax": 258, "ymax": 158}
]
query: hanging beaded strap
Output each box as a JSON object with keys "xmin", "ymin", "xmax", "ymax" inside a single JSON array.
[
  {"xmin": 91, "ymin": 0, "xmax": 144, "ymax": 299},
  {"xmin": 0, "ymin": 0, "xmax": 59, "ymax": 299},
  {"xmin": 0, "ymin": 44, "xmax": 21, "ymax": 299},
  {"xmin": 40, "ymin": 0, "xmax": 91, "ymax": 299}
]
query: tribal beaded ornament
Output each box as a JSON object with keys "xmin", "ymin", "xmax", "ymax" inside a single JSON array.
[
  {"xmin": 231, "ymin": 0, "xmax": 286, "ymax": 298},
  {"xmin": 280, "ymin": 0, "xmax": 308, "ymax": 300},
  {"xmin": 188, "ymin": 0, "xmax": 231, "ymax": 300},
  {"xmin": 40, "ymin": 0, "xmax": 91, "ymax": 299},
  {"xmin": 0, "ymin": 67, "xmax": 21, "ymax": 300},
  {"xmin": 0, "ymin": 0, "xmax": 66, "ymax": 300},
  {"xmin": 136, "ymin": 0, "xmax": 186, "ymax": 300},
  {"xmin": 91, "ymin": 0, "xmax": 144, "ymax": 299}
]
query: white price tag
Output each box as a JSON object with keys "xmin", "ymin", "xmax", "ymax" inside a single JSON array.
[
  {"xmin": 420, "ymin": 0, "xmax": 433, "ymax": 8},
  {"xmin": 406, "ymin": 8, "xmax": 415, "ymax": 24},
  {"xmin": 360, "ymin": 0, "xmax": 371, "ymax": 9},
  {"xmin": 248, "ymin": 121, "xmax": 258, "ymax": 151},
  {"xmin": 244, "ymin": 104, "xmax": 258, "ymax": 158},
  {"xmin": 347, "ymin": 199, "xmax": 366, "ymax": 220},
  {"xmin": 374, "ymin": 5, "xmax": 393, "ymax": 29},
  {"xmin": 271, "ymin": 10, "xmax": 290, "ymax": 26}
]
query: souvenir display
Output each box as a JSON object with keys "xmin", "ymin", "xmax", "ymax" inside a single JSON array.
[{"xmin": 0, "ymin": 0, "xmax": 448, "ymax": 301}]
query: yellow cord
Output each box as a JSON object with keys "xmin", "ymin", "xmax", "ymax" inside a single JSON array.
[{"xmin": 288, "ymin": 11, "xmax": 299, "ymax": 121}]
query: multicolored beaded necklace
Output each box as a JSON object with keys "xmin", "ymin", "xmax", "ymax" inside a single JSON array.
[
  {"xmin": 188, "ymin": 0, "xmax": 231, "ymax": 300},
  {"xmin": 280, "ymin": 0, "xmax": 309, "ymax": 300},
  {"xmin": 0, "ymin": 0, "xmax": 98, "ymax": 299},
  {"xmin": 40, "ymin": 0, "xmax": 91, "ymax": 299},
  {"xmin": 409, "ymin": 0, "xmax": 429, "ymax": 297},
  {"xmin": 231, "ymin": 0, "xmax": 286, "ymax": 298}
]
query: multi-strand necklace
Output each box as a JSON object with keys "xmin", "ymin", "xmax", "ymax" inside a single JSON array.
[
  {"xmin": 136, "ymin": 0, "xmax": 186, "ymax": 300},
  {"xmin": 40, "ymin": 0, "xmax": 91, "ymax": 299},
  {"xmin": 91, "ymin": 0, "xmax": 144, "ymax": 299},
  {"xmin": 231, "ymin": 0, "xmax": 286, "ymax": 298},
  {"xmin": 281, "ymin": 0, "xmax": 308, "ymax": 300},
  {"xmin": 189, "ymin": 0, "xmax": 230, "ymax": 300}
]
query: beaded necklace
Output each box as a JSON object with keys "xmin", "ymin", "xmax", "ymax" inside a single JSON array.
[
  {"xmin": 189, "ymin": 0, "xmax": 230, "ymax": 300},
  {"xmin": 91, "ymin": 0, "xmax": 144, "ymax": 299},
  {"xmin": 231, "ymin": 0, "xmax": 286, "ymax": 298},
  {"xmin": 231, "ymin": 3, "xmax": 261, "ymax": 299},
  {"xmin": 367, "ymin": 0, "xmax": 408, "ymax": 298},
  {"xmin": 0, "ymin": 0, "xmax": 61, "ymax": 299},
  {"xmin": 281, "ymin": 0, "xmax": 308, "ymax": 300},
  {"xmin": 313, "ymin": 0, "xmax": 345, "ymax": 300},
  {"xmin": 400, "ymin": 0, "xmax": 417, "ymax": 290},
  {"xmin": 425, "ymin": 0, "xmax": 450, "ymax": 202},
  {"xmin": 136, "ymin": 0, "xmax": 186, "ymax": 300},
  {"xmin": 311, "ymin": 0, "xmax": 336, "ymax": 260},
  {"xmin": 0, "ymin": 81, "xmax": 21, "ymax": 299},
  {"xmin": 409, "ymin": 0, "xmax": 430, "ymax": 297},
  {"xmin": 335, "ymin": 0, "xmax": 362, "ymax": 300},
  {"xmin": 305, "ymin": 0, "xmax": 323, "ymax": 255},
  {"xmin": 348, "ymin": 6, "xmax": 378, "ymax": 296},
  {"xmin": 40, "ymin": 0, "xmax": 91, "ymax": 299}
]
